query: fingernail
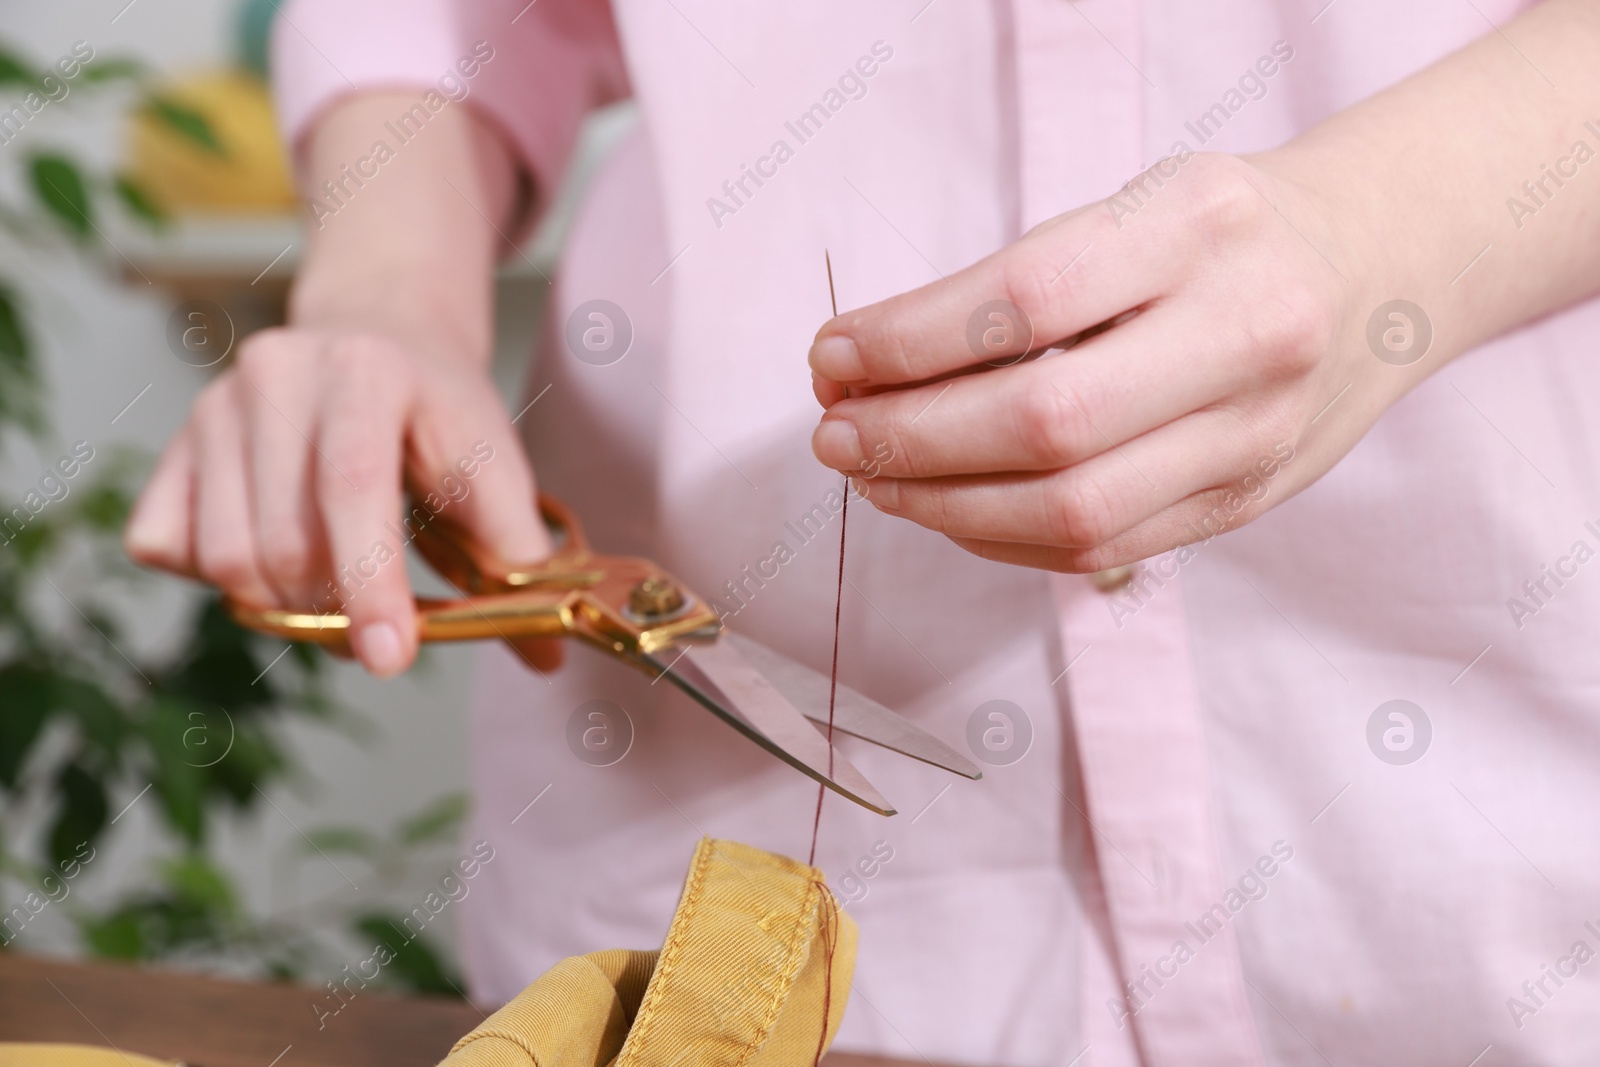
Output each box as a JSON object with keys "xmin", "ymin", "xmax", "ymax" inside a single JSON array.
[
  {"xmin": 812, "ymin": 419, "xmax": 864, "ymax": 469},
  {"xmin": 809, "ymin": 335, "xmax": 864, "ymax": 382},
  {"xmin": 867, "ymin": 477, "xmax": 900, "ymax": 510},
  {"xmin": 353, "ymin": 622, "xmax": 406, "ymax": 677},
  {"xmin": 122, "ymin": 507, "xmax": 162, "ymax": 554},
  {"xmin": 122, "ymin": 520, "xmax": 155, "ymax": 556}
]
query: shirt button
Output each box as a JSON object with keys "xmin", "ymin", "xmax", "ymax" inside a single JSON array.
[{"xmin": 1090, "ymin": 565, "xmax": 1135, "ymax": 593}]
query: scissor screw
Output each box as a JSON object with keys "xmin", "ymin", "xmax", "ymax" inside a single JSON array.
[{"xmin": 629, "ymin": 576, "xmax": 686, "ymax": 618}]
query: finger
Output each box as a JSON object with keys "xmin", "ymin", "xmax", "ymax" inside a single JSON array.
[
  {"xmin": 858, "ymin": 407, "xmax": 1283, "ymax": 548},
  {"xmin": 811, "ymin": 376, "xmax": 921, "ymax": 407},
  {"xmin": 125, "ymin": 426, "xmax": 199, "ymax": 578},
  {"xmin": 240, "ymin": 342, "xmax": 327, "ymax": 607},
  {"xmin": 951, "ymin": 482, "xmax": 1269, "ymax": 573},
  {"xmin": 949, "ymin": 519, "xmax": 1209, "ymax": 573},
  {"xmin": 808, "ymin": 203, "xmax": 1180, "ymax": 385},
  {"xmin": 947, "ymin": 441, "xmax": 1303, "ymax": 573},
  {"xmin": 191, "ymin": 379, "xmax": 279, "ymax": 606},
  {"xmin": 947, "ymin": 536, "xmax": 1098, "ymax": 574},
  {"xmin": 507, "ymin": 636, "xmax": 563, "ymax": 674},
  {"xmin": 315, "ymin": 340, "xmax": 416, "ymax": 677},
  {"xmin": 405, "ymin": 386, "xmax": 552, "ymax": 571},
  {"xmin": 813, "ymin": 309, "xmax": 1234, "ymax": 477},
  {"xmin": 812, "ymin": 374, "xmax": 847, "ymax": 409}
]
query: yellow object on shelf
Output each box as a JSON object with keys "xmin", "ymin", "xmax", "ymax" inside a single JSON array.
[
  {"xmin": 127, "ymin": 70, "xmax": 296, "ymax": 213},
  {"xmin": 0, "ymin": 1044, "xmax": 175, "ymax": 1067}
]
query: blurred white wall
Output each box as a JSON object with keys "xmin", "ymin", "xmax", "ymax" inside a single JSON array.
[{"xmin": 0, "ymin": 0, "xmax": 631, "ymax": 975}]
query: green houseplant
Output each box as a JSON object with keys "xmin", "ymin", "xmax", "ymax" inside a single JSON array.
[{"xmin": 0, "ymin": 37, "xmax": 466, "ymax": 996}]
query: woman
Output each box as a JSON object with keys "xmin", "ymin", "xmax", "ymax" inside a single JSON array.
[{"xmin": 126, "ymin": 0, "xmax": 1600, "ymax": 1062}]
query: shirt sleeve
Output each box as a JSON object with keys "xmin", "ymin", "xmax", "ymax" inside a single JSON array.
[{"xmin": 270, "ymin": 0, "xmax": 629, "ymax": 232}]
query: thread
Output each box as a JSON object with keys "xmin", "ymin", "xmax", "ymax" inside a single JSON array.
[
  {"xmin": 808, "ymin": 250, "xmax": 846, "ymax": 868},
  {"xmin": 809, "ymin": 252, "xmax": 846, "ymax": 1067},
  {"xmin": 809, "ymin": 882, "xmax": 841, "ymax": 1067},
  {"xmin": 807, "ymin": 479, "xmax": 847, "ymax": 867}
]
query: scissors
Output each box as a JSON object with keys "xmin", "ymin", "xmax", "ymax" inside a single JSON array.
[{"xmin": 224, "ymin": 494, "xmax": 980, "ymax": 816}]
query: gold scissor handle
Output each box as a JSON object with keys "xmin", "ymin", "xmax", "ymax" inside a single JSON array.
[
  {"xmin": 224, "ymin": 493, "xmax": 720, "ymax": 657},
  {"xmin": 409, "ymin": 493, "xmax": 604, "ymax": 595},
  {"xmin": 227, "ymin": 590, "xmax": 579, "ymax": 645}
]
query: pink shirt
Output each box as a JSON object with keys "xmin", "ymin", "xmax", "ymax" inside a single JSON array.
[{"xmin": 275, "ymin": 1, "xmax": 1600, "ymax": 1063}]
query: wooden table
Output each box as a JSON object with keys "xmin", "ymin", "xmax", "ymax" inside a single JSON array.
[{"xmin": 0, "ymin": 952, "xmax": 918, "ymax": 1067}]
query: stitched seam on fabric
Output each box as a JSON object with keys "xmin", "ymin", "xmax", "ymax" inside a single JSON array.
[
  {"xmin": 451, "ymin": 1027, "xmax": 544, "ymax": 1063},
  {"xmin": 722, "ymin": 847, "xmax": 815, "ymax": 1061},
  {"xmin": 617, "ymin": 836, "xmax": 715, "ymax": 1061},
  {"xmin": 809, "ymin": 880, "xmax": 842, "ymax": 1066},
  {"xmin": 729, "ymin": 875, "xmax": 820, "ymax": 1067},
  {"xmin": 621, "ymin": 841, "xmax": 819, "ymax": 1067}
]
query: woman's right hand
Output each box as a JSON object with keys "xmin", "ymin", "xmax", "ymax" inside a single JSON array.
[
  {"xmin": 123, "ymin": 91, "xmax": 553, "ymax": 677},
  {"xmin": 124, "ymin": 324, "xmax": 552, "ymax": 677}
]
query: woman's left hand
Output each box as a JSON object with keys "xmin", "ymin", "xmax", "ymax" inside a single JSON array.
[{"xmin": 808, "ymin": 152, "xmax": 1420, "ymax": 573}]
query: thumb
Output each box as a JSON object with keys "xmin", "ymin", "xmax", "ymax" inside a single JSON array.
[
  {"xmin": 439, "ymin": 437, "xmax": 553, "ymax": 567},
  {"xmin": 411, "ymin": 431, "xmax": 563, "ymax": 673}
]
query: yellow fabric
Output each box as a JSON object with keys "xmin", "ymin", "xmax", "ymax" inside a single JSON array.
[
  {"xmin": 442, "ymin": 839, "xmax": 857, "ymax": 1067},
  {"xmin": 0, "ymin": 1045, "xmax": 174, "ymax": 1067},
  {"xmin": 439, "ymin": 949, "xmax": 658, "ymax": 1067}
]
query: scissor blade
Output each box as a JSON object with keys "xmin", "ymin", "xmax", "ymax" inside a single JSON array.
[
  {"xmin": 650, "ymin": 640, "xmax": 896, "ymax": 816},
  {"xmin": 724, "ymin": 632, "xmax": 982, "ymax": 780}
]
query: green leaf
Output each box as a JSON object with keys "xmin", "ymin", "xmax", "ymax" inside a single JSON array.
[
  {"xmin": 159, "ymin": 854, "xmax": 238, "ymax": 918},
  {"xmin": 206, "ymin": 720, "xmax": 284, "ymax": 807},
  {"xmin": 0, "ymin": 665, "xmax": 54, "ymax": 788},
  {"xmin": 146, "ymin": 701, "xmax": 207, "ymax": 845},
  {"xmin": 74, "ymin": 481, "xmax": 134, "ymax": 532},
  {"xmin": 3, "ymin": 517, "xmax": 55, "ymax": 564},
  {"xmin": 163, "ymin": 598, "xmax": 282, "ymax": 711},
  {"xmin": 142, "ymin": 96, "xmax": 226, "ymax": 157},
  {"xmin": 113, "ymin": 173, "xmax": 168, "ymax": 229},
  {"xmin": 54, "ymin": 676, "xmax": 127, "ymax": 759},
  {"xmin": 0, "ymin": 284, "xmax": 30, "ymax": 374},
  {"xmin": 77, "ymin": 58, "xmax": 146, "ymax": 84},
  {"xmin": 0, "ymin": 49, "xmax": 37, "ymax": 88},
  {"xmin": 78, "ymin": 857, "xmax": 241, "ymax": 962},
  {"xmin": 28, "ymin": 154, "xmax": 93, "ymax": 239},
  {"xmin": 48, "ymin": 763, "xmax": 108, "ymax": 871},
  {"xmin": 299, "ymin": 826, "xmax": 379, "ymax": 857},
  {"xmin": 397, "ymin": 793, "xmax": 468, "ymax": 846},
  {"xmin": 351, "ymin": 913, "xmax": 464, "ymax": 997},
  {"xmin": 81, "ymin": 909, "xmax": 148, "ymax": 958},
  {"xmin": 79, "ymin": 890, "xmax": 226, "ymax": 960},
  {"xmin": 0, "ymin": 282, "xmax": 42, "ymax": 433}
]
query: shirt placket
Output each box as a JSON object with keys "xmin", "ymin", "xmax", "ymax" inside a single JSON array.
[
  {"xmin": 1009, "ymin": 1, "xmax": 1267, "ymax": 1063},
  {"xmin": 1055, "ymin": 568, "xmax": 1266, "ymax": 1067}
]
